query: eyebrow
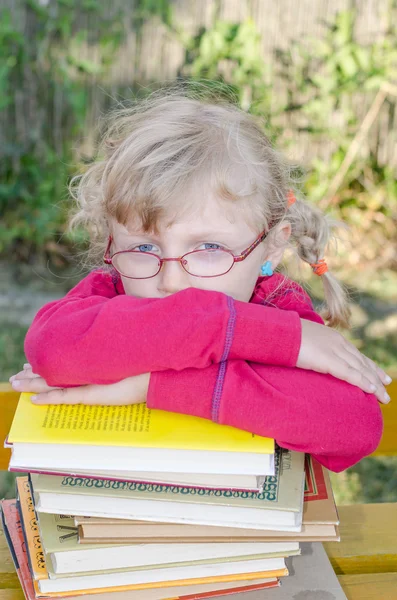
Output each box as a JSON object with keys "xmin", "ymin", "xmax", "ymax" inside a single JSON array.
[{"xmin": 124, "ymin": 230, "xmax": 239, "ymax": 242}]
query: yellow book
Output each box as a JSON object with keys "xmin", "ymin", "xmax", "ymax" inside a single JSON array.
[
  {"xmin": 9, "ymin": 393, "xmax": 273, "ymax": 453},
  {"xmin": 7, "ymin": 393, "xmax": 274, "ymax": 479}
]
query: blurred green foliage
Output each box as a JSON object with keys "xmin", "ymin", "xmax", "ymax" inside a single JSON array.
[
  {"xmin": 1, "ymin": 4, "xmax": 396, "ymax": 265},
  {"xmin": 1, "ymin": 4, "xmax": 396, "ymax": 266},
  {"xmin": 0, "ymin": 0, "xmax": 125, "ymax": 258}
]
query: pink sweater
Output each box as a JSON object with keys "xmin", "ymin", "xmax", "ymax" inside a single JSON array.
[{"xmin": 24, "ymin": 269, "xmax": 383, "ymax": 473}]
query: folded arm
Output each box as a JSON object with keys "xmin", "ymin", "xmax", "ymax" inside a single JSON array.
[
  {"xmin": 147, "ymin": 359, "xmax": 383, "ymax": 472},
  {"xmin": 24, "ymin": 270, "xmax": 301, "ymax": 387}
]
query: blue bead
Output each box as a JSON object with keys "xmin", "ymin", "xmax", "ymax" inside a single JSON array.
[{"xmin": 260, "ymin": 261, "xmax": 273, "ymax": 276}]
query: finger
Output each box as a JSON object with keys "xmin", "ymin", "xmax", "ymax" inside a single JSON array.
[
  {"xmin": 23, "ymin": 363, "xmax": 32, "ymax": 370},
  {"xmin": 342, "ymin": 341, "xmax": 392, "ymax": 386},
  {"xmin": 10, "ymin": 367, "xmax": 41, "ymax": 382},
  {"xmin": 31, "ymin": 380, "xmax": 143, "ymax": 406},
  {"xmin": 328, "ymin": 353, "xmax": 387, "ymax": 403},
  {"xmin": 342, "ymin": 347, "xmax": 389, "ymax": 403},
  {"xmin": 11, "ymin": 377, "xmax": 59, "ymax": 394},
  {"xmin": 31, "ymin": 385, "xmax": 110, "ymax": 405},
  {"xmin": 364, "ymin": 355, "xmax": 392, "ymax": 387}
]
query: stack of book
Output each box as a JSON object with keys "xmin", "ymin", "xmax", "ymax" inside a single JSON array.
[{"xmin": 1, "ymin": 392, "xmax": 345, "ymax": 599}]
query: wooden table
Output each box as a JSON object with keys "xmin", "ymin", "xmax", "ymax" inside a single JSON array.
[{"xmin": 1, "ymin": 379, "xmax": 397, "ymax": 599}]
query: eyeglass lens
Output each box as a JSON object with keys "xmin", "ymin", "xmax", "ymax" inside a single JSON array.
[{"xmin": 112, "ymin": 249, "xmax": 234, "ymax": 278}]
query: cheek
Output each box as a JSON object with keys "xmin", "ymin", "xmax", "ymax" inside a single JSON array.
[
  {"xmin": 122, "ymin": 277, "xmax": 157, "ymax": 298},
  {"xmin": 198, "ymin": 269, "xmax": 258, "ymax": 302}
]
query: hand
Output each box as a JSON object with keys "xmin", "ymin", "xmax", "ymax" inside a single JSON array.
[
  {"xmin": 297, "ymin": 320, "xmax": 392, "ymax": 404},
  {"xmin": 9, "ymin": 364, "xmax": 150, "ymax": 405}
]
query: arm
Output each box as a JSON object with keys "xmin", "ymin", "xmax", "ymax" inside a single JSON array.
[
  {"xmin": 24, "ymin": 270, "xmax": 301, "ymax": 387},
  {"xmin": 146, "ymin": 280, "xmax": 383, "ymax": 472},
  {"xmin": 147, "ymin": 361, "xmax": 383, "ymax": 473}
]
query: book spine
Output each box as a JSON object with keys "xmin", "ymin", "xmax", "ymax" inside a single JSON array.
[{"xmin": 16, "ymin": 476, "xmax": 48, "ymax": 581}]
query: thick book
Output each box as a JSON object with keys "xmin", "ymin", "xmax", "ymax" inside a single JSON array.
[
  {"xmin": 7, "ymin": 393, "xmax": 274, "ymax": 477},
  {"xmin": 12, "ymin": 466, "xmax": 266, "ymax": 493},
  {"xmin": 36, "ymin": 511, "xmax": 299, "ymax": 575},
  {"xmin": 31, "ymin": 449, "xmax": 305, "ymax": 531},
  {"xmin": 1, "ymin": 499, "xmax": 281, "ymax": 599},
  {"xmin": 76, "ymin": 457, "xmax": 339, "ymax": 544}
]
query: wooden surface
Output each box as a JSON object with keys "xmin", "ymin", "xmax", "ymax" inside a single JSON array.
[
  {"xmin": 1, "ymin": 503, "xmax": 397, "ymax": 598},
  {"xmin": 324, "ymin": 503, "xmax": 397, "ymax": 575}
]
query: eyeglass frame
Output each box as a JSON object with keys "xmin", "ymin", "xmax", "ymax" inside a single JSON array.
[{"xmin": 103, "ymin": 228, "xmax": 270, "ymax": 279}]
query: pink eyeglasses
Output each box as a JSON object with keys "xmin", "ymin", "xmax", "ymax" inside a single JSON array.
[{"xmin": 104, "ymin": 228, "xmax": 269, "ymax": 279}]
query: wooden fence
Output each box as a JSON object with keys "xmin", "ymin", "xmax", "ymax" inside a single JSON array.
[{"xmin": 1, "ymin": 0, "xmax": 396, "ymax": 167}]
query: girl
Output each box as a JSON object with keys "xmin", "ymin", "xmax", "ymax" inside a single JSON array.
[{"xmin": 10, "ymin": 91, "xmax": 391, "ymax": 473}]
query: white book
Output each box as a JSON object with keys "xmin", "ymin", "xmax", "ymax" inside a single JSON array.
[
  {"xmin": 52, "ymin": 542, "xmax": 298, "ymax": 575},
  {"xmin": 14, "ymin": 466, "xmax": 265, "ymax": 493},
  {"xmin": 38, "ymin": 511, "xmax": 299, "ymax": 574},
  {"xmin": 10, "ymin": 443, "xmax": 274, "ymax": 477},
  {"xmin": 38, "ymin": 557, "xmax": 287, "ymax": 593},
  {"xmin": 31, "ymin": 451, "xmax": 305, "ymax": 532}
]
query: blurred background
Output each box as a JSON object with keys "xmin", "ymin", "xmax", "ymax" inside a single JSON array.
[{"xmin": 0, "ymin": 0, "xmax": 396, "ymax": 503}]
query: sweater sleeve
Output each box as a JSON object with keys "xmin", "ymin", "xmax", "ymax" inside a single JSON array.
[
  {"xmin": 146, "ymin": 278, "xmax": 383, "ymax": 472},
  {"xmin": 147, "ymin": 361, "xmax": 383, "ymax": 473},
  {"xmin": 24, "ymin": 270, "xmax": 301, "ymax": 387}
]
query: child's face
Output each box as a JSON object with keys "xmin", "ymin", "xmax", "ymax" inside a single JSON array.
[{"xmin": 111, "ymin": 194, "xmax": 284, "ymax": 302}]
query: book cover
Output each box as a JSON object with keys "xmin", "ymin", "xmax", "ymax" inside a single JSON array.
[
  {"xmin": 8, "ymin": 392, "xmax": 273, "ymax": 454},
  {"xmin": 10, "ymin": 465, "xmax": 265, "ymax": 494},
  {"xmin": 32, "ymin": 448, "xmax": 303, "ymax": 513},
  {"xmin": 303, "ymin": 457, "xmax": 339, "ymax": 525}
]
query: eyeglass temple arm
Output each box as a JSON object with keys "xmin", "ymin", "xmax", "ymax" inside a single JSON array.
[
  {"xmin": 104, "ymin": 236, "xmax": 113, "ymax": 264},
  {"xmin": 234, "ymin": 230, "xmax": 269, "ymax": 262}
]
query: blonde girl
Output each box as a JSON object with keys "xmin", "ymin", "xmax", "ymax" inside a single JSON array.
[{"xmin": 10, "ymin": 90, "xmax": 390, "ymax": 472}]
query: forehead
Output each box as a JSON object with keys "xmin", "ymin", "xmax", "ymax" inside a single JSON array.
[{"xmin": 114, "ymin": 186, "xmax": 260, "ymax": 240}]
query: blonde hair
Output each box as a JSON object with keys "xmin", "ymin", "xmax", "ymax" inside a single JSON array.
[{"xmin": 69, "ymin": 87, "xmax": 350, "ymax": 328}]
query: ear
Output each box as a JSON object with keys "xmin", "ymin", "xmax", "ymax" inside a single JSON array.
[{"xmin": 262, "ymin": 222, "xmax": 291, "ymax": 269}]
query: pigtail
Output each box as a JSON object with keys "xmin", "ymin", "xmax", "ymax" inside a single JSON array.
[{"xmin": 288, "ymin": 198, "xmax": 351, "ymax": 328}]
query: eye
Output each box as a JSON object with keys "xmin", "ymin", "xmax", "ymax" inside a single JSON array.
[
  {"xmin": 132, "ymin": 244, "xmax": 157, "ymax": 253},
  {"xmin": 199, "ymin": 243, "xmax": 225, "ymax": 251}
]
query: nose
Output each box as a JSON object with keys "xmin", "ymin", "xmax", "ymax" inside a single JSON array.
[{"xmin": 157, "ymin": 258, "xmax": 191, "ymax": 295}]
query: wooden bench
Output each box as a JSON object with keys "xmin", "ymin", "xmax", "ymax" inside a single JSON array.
[{"xmin": 1, "ymin": 378, "xmax": 397, "ymax": 599}]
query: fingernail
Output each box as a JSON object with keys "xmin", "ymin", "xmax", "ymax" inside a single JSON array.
[
  {"xmin": 384, "ymin": 375, "xmax": 392, "ymax": 385},
  {"xmin": 384, "ymin": 393, "xmax": 390, "ymax": 403},
  {"xmin": 30, "ymin": 395, "xmax": 37, "ymax": 403},
  {"xmin": 11, "ymin": 380, "xmax": 20, "ymax": 389},
  {"xmin": 23, "ymin": 363, "xmax": 30, "ymax": 369},
  {"xmin": 9, "ymin": 376, "xmax": 15, "ymax": 382}
]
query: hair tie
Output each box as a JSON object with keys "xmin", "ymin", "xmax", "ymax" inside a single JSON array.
[
  {"xmin": 287, "ymin": 190, "xmax": 296, "ymax": 207},
  {"xmin": 310, "ymin": 258, "xmax": 328, "ymax": 276}
]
